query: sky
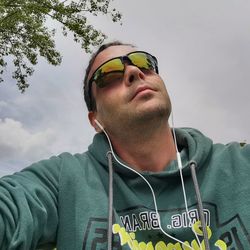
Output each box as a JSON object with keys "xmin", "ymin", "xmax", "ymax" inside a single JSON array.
[{"xmin": 0, "ymin": 0, "xmax": 250, "ymax": 176}]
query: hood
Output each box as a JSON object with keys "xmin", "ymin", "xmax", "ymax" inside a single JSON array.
[{"xmin": 88, "ymin": 127, "xmax": 213, "ymax": 176}]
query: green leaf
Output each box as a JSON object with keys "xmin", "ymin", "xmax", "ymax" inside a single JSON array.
[{"xmin": 0, "ymin": 0, "xmax": 122, "ymax": 92}]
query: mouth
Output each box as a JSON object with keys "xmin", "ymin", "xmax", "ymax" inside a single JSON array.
[{"xmin": 131, "ymin": 85, "xmax": 155, "ymax": 100}]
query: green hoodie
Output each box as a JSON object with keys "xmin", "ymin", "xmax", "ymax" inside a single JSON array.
[{"xmin": 0, "ymin": 128, "xmax": 250, "ymax": 250}]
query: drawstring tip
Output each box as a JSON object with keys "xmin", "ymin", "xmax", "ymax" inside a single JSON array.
[{"xmin": 189, "ymin": 161, "xmax": 197, "ymax": 169}]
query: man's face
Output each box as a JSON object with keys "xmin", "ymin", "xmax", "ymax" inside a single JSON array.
[{"xmin": 88, "ymin": 45, "xmax": 172, "ymax": 134}]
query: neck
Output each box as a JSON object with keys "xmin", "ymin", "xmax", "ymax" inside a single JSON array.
[{"xmin": 107, "ymin": 121, "xmax": 177, "ymax": 172}]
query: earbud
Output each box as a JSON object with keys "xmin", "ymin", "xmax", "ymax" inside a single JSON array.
[{"xmin": 94, "ymin": 119, "xmax": 104, "ymax": 131}]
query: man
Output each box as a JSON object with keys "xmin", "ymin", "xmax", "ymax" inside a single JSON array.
[{"xmin": 0, "ymin": 41, "xmax": 250, "ymax": 250}]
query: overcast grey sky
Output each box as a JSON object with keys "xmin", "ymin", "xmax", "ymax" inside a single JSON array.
[{"xmin": 1, "ymin": 0, "xmax": 250, "ymax": 176}]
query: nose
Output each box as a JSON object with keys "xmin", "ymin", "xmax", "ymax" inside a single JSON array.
[{"xmin": 123, "ymin": 65, "xmax": 146, "ymax": 86}]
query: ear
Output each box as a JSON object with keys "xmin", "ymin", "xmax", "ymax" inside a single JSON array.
[{"xmin": 88, "ymin": 111, "xmax": 103, "ymax": 133}]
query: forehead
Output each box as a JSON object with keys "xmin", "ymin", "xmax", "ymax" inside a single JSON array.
[{"xmin": 88, "ymin": 45, "xmax": 136, "ymax": 81}]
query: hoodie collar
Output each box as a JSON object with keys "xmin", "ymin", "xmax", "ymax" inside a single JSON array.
[{"xmin": 88, "ymin": 127, "xmax": 213, "ymax": 176}]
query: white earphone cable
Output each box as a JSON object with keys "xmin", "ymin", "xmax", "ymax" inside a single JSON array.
[
  {"xmin": 171, "ymin": 113, "xmax": 201, "ymax": 246},
  {"xmin": 94, "ymin": 119, "xmax": 195, "ymax": 249}
]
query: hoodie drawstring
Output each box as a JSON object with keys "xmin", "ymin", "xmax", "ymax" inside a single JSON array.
[
  {"xmin": 107, "ymin": 151, "xmax": 114, "ymax": 250},
  {"xmin": 190, "ymin": 161, "xmax": 210, "ymax": 250},
  {"xmin": 105, "ymin": 143, "xmax": 209, "ymax": 249}
]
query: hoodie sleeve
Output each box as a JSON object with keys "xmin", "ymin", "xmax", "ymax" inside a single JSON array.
[{"xmin": 0, "ymin": 155, "xmax": 62, "ymax": 249}]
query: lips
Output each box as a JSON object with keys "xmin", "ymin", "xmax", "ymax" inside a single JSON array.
[{"xmin": 131, "ymin": 85, "xmax": 155, "ymax": 100}]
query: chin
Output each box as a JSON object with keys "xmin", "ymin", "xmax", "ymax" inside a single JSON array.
[{"xmin": 135, "ymin": 102, "xmax": 171, "ymax": 121}]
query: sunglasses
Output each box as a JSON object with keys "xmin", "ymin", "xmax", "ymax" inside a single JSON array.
[{"xmin": 88, "ymin": 50, "xmax": 158, "ymax": 87}]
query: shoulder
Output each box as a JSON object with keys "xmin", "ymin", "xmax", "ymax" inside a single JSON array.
[
  {"xmin": 210, "ymin": 142, "xmax": 250, "ymax": 177},
  {"xmin": 3, "ymin": 151, "xmax": 92, "ymax": 184},
  {"xmin": 212, "ymin": 141, "xmax": 250, "ymax": 159}
]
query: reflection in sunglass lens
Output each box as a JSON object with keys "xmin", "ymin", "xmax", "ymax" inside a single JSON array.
[
  {"xmin": 94, "ymin": 58, "xmax": 124, "ymax": 87},
  {"xmin": 129, "ymin": 53, "xmax": 154, "ymax": 70},
  {"xmin": 97, "ymin": 72, "xmax": 124, "ymax": 88},
  {"xmin": 100, "ymin": 58, "xmax": 124, "ymax": 74}
]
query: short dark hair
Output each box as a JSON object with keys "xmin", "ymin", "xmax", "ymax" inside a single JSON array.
[{"xmin": 83, "ymin": 41, "xmax": 135, "ymax": 111}]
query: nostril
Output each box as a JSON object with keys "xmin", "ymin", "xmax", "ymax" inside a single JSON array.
[{"xmin": 129, "ymin": 75, "xmax": 135, "ymax": 83}]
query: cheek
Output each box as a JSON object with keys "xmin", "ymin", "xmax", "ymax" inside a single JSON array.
[
  {"xmin": 155, "ymin": 76, "xmax": 168, "ymax": 93},
  {"xmin": 95, "ymin": 82, "xmax": 124, "ymax": 104},
  {"xmin": 95, "ymin": 87, "xmax": 121, "ymax": 115}
]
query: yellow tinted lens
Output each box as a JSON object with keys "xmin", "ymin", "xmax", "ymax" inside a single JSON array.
[
  {"xmin": 99, "ymin": 72, "xmax": 123, "ymax": 88},
  {"xmin": 129, "ymin": 53, "xmax": 152, "ymax": 69},
  {"xmin": 100, "ymin": 58, "xmax": 124, "ymax": 74},
  {"xmin": 94, "ymin": 58, "xmax": 124, "ymax": 87}
]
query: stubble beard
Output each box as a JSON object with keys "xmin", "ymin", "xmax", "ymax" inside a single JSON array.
[
  {"xmin": 111, "ymin": 97, "xmax": 172, "ymax": 138},
  {"xmin": 132, "ymin": 100, "xmax": 171, "ymax": 126}
]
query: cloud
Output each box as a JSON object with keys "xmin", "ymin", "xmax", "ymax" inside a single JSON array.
[{"xmin": 0, "ymin": 118, "xmax": 56, "ymax": 167}]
